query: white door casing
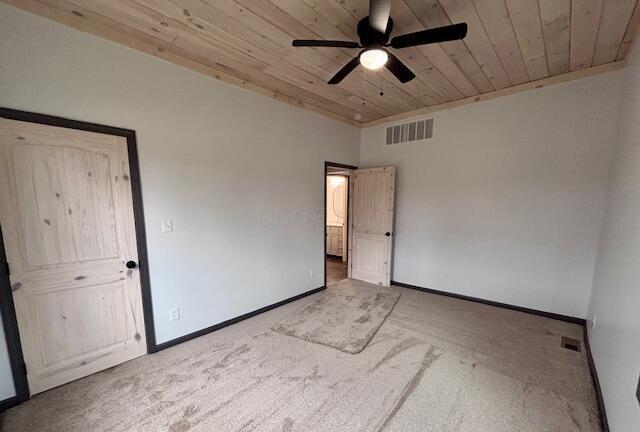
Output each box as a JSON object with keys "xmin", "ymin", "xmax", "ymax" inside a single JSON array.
[
  {"xmin": 0, "ymin": 118, "xmax": 147, "ymax": 395},
  {"xmin": 349, "ymin": 167, "xmax": 395, "ymax": 286}
]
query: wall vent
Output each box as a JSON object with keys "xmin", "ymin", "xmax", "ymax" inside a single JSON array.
[{"xmin": 385, "ymin": 118, "xmax": 433, "ymax": 145}]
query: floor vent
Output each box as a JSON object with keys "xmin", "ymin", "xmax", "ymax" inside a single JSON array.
[
  {"xmin": 561, "ymin": 336, "xmax": 581, "ymax": 352},
  {"xmin": 386, "ymin": 118, "xmax": 433, "ymax": 145}
]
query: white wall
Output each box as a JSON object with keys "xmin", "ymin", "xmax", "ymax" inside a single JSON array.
[
  {"xmin": 587, "ymin": 40, "xmax": 640, "ymax": 432},
  {"xmin": 0, "ymin": 3, "xmax": 359, "ymax": 398},
  {"xmin": 361, "ymin": 72, "xmax": 623, "ymax": 319}
]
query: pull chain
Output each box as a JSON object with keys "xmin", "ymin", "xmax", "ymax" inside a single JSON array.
[
  {"xmin": 361, "ymin": 68, "xmax": 368, "ymax": 107},
  {"xmin": 362, "ymin": 68, "xmax": 366, "ymax": 107}
]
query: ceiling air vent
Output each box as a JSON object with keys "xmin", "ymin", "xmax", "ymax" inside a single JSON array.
[{"xmin": 386, "ymin": 118, "xmax": 433, "ymax": 145}]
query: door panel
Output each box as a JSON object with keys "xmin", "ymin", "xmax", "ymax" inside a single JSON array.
[
  {"xmin": 34, "ymin": 280, "xmax": 128, "ymax": 369},
  {"xmin": 350, "ymin": 167, "xmax": 395, "ymax": 286},
  {"xmin": 13, "ymin": 143, "xmax": 118, "ymax": 268},
  {"xmin": 0, "ymin": 118, "xmax": 146, "ymax": 395},
  {"xmin": 351, "ymin": 233, "xmax": 388, "ymax": 282}
]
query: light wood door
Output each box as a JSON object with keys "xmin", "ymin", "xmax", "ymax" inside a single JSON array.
[
  {"xmin": 0, "ymin": 118, "xmax": 147, "ymax": 395},
  {"xmin": 349, "ymin": 167, "xmax": 395, "ymax": 286}
]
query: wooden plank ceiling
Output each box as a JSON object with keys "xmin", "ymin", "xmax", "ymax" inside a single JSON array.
[{"xmin": 5, "ymin": 0, "xmax": 639, "ymax": 126}]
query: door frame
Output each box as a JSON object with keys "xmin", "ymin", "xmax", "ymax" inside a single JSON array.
[
  {"xmin": 0, "ymin": 108, "xmax": 156, "ymax": 405},
  {"xmin": 324, "ymin": 162, "xmax": 357, "ymax": 287}
]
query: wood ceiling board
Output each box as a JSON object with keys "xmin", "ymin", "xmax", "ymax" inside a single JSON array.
[
  {"xmin": 404, "ymin": 0, "xmax": 495, "ymax": 93},
  {"xmin": 539, "ymin": 0, "xmax": 571, "ymax": 75},
  {"xmin": 162, "ymin": 0, "xmax": 292, "ymax": 58},
  {"xmin": 2, "ymin": 0, "xmax": 636, "ymax": 126},
  {"xmin": 282, "ymin": 51, "xmax": 399, "ymax": 116},
  {"xmin": 438, "ymin": 0, "xmax": 513, "ymax": 89},
  {"xmin": 505, "ymin": 0, "xmax": 550, "ymax": 80},
  {"xmin": 261, "ymin": 62, "xmax": 385, "ymax": 119},
  {"xmin": 570, "ymin": 0, "xmax": 605, "ymax": 70},
  {"xmin": 390, "ymin": 0, "xmax": 478, "ymax": 96},
  {"xmin": 270, "ymin": 0, "xmax": 354, "ymax": 42},
  {"xmin": 617, "ymin": 0, "xmax": 640, "ymax": 58},
  {"xmin": 593, "ymin": 0, "xmax": 637, "ymax": 64},
  {"xmin": 473, "ymin": 0, "xmax": 530, "ymax": 84},
  {"xmin": 302, "ymin": 0, "xmax": 361, "ymax": 40}
]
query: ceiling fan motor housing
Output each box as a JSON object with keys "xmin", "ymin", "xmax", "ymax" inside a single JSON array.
[{"xmin": 358, "ymin": 17, "xmax": 394, "ymax": 48}]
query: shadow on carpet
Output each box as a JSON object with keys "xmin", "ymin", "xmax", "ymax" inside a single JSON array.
[{"xmin": 272, "ymin": 279, "xmax": 400, "ymax": 354}]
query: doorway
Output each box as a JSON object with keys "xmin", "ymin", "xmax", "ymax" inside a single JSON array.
[{"xmin": 324, "ymin": 162, "xmax": 356, "ymax": 286}]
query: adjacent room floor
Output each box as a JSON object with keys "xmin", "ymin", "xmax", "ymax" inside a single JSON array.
[
  {"xmin": 0, "ymin": 280, "xmax": 602, "ymax": 432},
  {"xmin": 326, "ymin": 256, "xmax": 348, "ymax": 285}
]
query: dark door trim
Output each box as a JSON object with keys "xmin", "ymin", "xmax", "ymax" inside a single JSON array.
[
  {"xmin": 324, "ymin": 162, "xmax": 357, "ymax": 287},
  {"xmin": 0, "ymin": 108, "xmax": 156, "ymax": 406},
  {"xmin": 0, "ymin": 226, "xmax": 28, "ymax": 406}
]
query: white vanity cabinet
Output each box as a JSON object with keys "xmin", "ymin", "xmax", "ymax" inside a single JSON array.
[{"xmin": 326, "ymin": 225, "xmax": 344, "ymax": 257}]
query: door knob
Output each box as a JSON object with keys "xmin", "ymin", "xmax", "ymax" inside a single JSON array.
[
  {"xmin": 126, "ymin": 261, "xmax": 138, "ymax": 269},
  {"xmin": 385, "ymin": 232, "xmax": 391, "ymax": 237}
]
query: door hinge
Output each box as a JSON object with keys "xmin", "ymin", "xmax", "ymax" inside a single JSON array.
[{"xmin": 22, "ymin": 362, "xmax": 27, "ymax": 376}]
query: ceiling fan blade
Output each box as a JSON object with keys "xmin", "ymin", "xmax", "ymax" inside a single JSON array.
[
  {"xmin": 390, "ymin": 23, "xmax": 468, "ymax": 49},
  {"xmin": 369, "ymin": 0, "xmax": 391, "ymax": 34},
  {"xmin": 328, "ymin": 57, "xmax": 360, "ymax": 84},
  {"xmin": 292, "ymin": 39, "xmax": 360, "ymax": 48},
  {"xmin": 385, "ymin": 53, "xmax": 416, "ymax": 83}
]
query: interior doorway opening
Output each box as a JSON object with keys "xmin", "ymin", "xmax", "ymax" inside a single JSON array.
[{"xmin": 325, "ymin": 163, "xmax": 355, "ymax": 286}]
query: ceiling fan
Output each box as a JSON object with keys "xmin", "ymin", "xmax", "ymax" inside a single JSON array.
[{"xmin": 291, "ymin": 0, "xmax": 467, "ymax": 85}]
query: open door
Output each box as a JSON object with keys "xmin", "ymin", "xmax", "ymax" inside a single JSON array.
[{"xmin": 349, "ymin": 167, "xmax": 395, "ymax": 287}]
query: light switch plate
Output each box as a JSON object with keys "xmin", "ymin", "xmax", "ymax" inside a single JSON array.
[{"xmin": 161, "ymin": 219, "xmax": 173, "ymax": 233}]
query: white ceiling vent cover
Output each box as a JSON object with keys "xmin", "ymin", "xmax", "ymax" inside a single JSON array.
[{"xmin": 386, "ymin": 118, "xmax": 433, "ymax": 145}]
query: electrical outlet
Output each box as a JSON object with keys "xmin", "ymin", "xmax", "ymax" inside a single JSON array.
[
  {"xmin": 309, "ymin": 268, "xmax": 314, "ymax": 279},
  {"xmin": 169, "ymin": 307, "xmax": 180, "ymax": 321},
  {"xmin": 161, "ymin": 219, "xmax": 173, "ymax": 233},
  {"xmin": 591, "ymin": 315, "xmax": 597, "ymax": 329}
]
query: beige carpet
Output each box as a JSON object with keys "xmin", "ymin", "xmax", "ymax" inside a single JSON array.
[
  {"xmin": 0, "ymin": 280, "xmax": 602, "ymax": 432},
  {"xmin": 273, "ymin": 279, "xmax": 400, "ymax": 353}
]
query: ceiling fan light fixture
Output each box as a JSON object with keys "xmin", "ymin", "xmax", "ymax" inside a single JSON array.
[
  {"xmin": 291, "ymin": 0, "xmax": 468, "ymax": 84},
  {"xmin": 359, "ymin": 48, "xmax": 388, "ymax": 70}
]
